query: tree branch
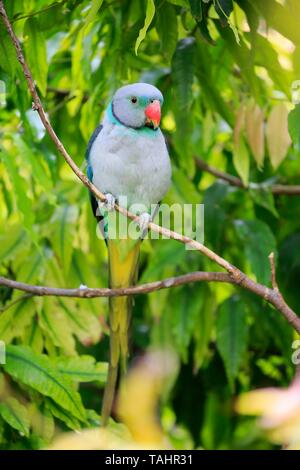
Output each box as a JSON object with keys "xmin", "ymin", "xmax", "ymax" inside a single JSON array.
[
  {"xmin": 1, "ymin": 1, "xmax": 300, "ymax": 334},
  {"xmin": 0, "ymin": 272, "xmax": 230, "ymax": 297},
  {"xmin": 269, "ymin": 252, "xmax": 279, "ymax": 292},
  {"xmin": 195, "ymin": 157, "xmax": 300, "ymax": 195},
  {"xmin": 1, "ymin": 270, "xmax": 300, "ymax": 334}
]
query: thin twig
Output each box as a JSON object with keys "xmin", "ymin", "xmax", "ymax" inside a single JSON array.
[
  {"xmin": 1, "ymin": 1, "xmax": 300, "ymax": 335},
  {"xmin": 0, "ymin": 271, "xmax": 300, "ymax": 334},
  {"xmin": 0, "ymin": 272, "xmax": 231, "ymax": 297},
  {"xmin": 11, "ymin": 0, "xmax": 68, "ymax": 23},
  {"xmin": 195, "ymin": 157, "xmax": 300, "ymax": 195}
]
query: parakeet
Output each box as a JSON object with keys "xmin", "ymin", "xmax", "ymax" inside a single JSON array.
[{"xmin": 85, "ymin": 83, "xmax": 171, "ymax": 425}]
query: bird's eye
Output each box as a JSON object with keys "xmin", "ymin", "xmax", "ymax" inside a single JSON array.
[
  {"xmin": 150, "ymin": 99, "xmax": 154, "ymax": 103},
  {"xmin": 131, "ymin": 97, "xmax": 137, "ymax": 104}
]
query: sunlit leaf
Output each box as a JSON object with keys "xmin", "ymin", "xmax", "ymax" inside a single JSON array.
[
  {"xmin": 50, "ymin": 205, "xmax": 79, "ymax": 276},
  {"xmin": 266, "ymin": 103, "xmax": 291, "ymax": 170},
  {"xmin": 38, "ymin": 297, "xmax": 76, "ymax": 356},
  {"xmin": 1, "ymin": 150, "xmax": 35, "ymax": 231},
  {"xmin": 0, "ymin": 225, "xmax": 26, "ymax": 264},
  {"xmin": 53, "ymin": 356, "xmax": 108, "ymax": 384},
  {"xmin": 135, "ymin": 0, "xmax": 156, "ymax": 55},
  {"xmin": 29, "ymin": 402, "xmax": 54, "ymax": 443},
  {"xmin": 82, "ymin": 0, "xmax": 104, "ymax": 32},
  {"xmin": 0, "ymin": 398, "xmax": 30, "ymax": 437}
]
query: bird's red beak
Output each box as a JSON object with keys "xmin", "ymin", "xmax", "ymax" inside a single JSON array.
[{"xmin": 145, "ymin": 100, "xmax": 161, "ymax": 129}]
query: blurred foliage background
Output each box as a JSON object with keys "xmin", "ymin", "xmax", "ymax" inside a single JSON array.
[{"xmin": 1, "ymin": 0, "xmax": 300, "ymax": 450}]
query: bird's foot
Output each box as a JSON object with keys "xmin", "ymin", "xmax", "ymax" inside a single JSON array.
[
  {"xmin": 138, "ymin": 212, "xmax": 152, "ymax": 234},
  {"xmin": 99, "ymin": 193, "xmax": 116, "ymax": 212}
]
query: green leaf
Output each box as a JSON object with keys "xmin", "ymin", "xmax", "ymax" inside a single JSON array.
[
  {"xmin": 249, "ymin": 33, "xmax": 291, "ymax": 98},
  {"xmin": 53, "ymin": 356, "xmax": 108, "ymax": 383},
  {"xmin": 0, "ymin": 398, "xmax": 30, "ymax": 437},
  {"xmin": 24, "ymin": 18, "xmax": 48, "ymax": 96},
  {"xmin": 29, "ymin": 402, "xmax": 54, "ymax": 442},
  {"xmin": 233, "ymin": 137, "xmax": 249, "ymax": 187},
  {"xmin": 203, "ymin": 183, "xmax": 228, "ymax": 250},
  {"xmin": 50, "ymin": 205, "xmax": 78, "ymax": 276},
  {"xmin": 0, "ymin": 225, "xmax": 26, "ymax": 264},
  {"xmin": 38, "ymin": 297, "xmax": 76, "ymax": 355},
  {"xmin": 156, "ymin": 2, "xmax": 178, "ymax": 61},
  {"xmin": 3, "ymin": 345, "xmax": 86, "ymax": 422},
  {"xmin": 189, "ymin": 0, "xmax": 202, "ymax": 21},
  {"xmin": 215, "ymin": 0, "xmax": 233, "ymax": 22},
  {"xmin": 141, "ymin": 241, "xmax": 186, "ymax": 318},
  {"xmin": 135, "ymin": 0, "xmax": 156, "ymax": 55},
  {"xmin": 249, "ymin": 188, "xmax": 279, "ymax": 218},
  {"xmin": 172, "ymin": 37, "xmax": 195, "ymax": 109},
  {"xmin": 168, "ymin": 0, "xmax": 189, "ymax": 5},
  {"xmin": 1, "ymin": 150, "xmax": 35, "ymax": 231},
  {"xmin": 234, "ymin": 219, "xmax": 277, "ymax": 285},
  {"xmin": 245, "ymin": 101, "xmax": 265, "ymax": 169},
  {"xmin": 0, "ymin": 297, "xmax": 35, "ymax": 343},
  {"xmin": 13, "ymin": 136, "xmax": 52, "ymax": 193},
  {"xmin": 233, "ymin": 104, "xmax": 249, "ymax": 185},
  {"xmin": 0, "ymin": 24, "xmax": 18, "ymax": 75},
  {"xmin": 82, "ymin": 0, "xmax": 104, "ymax": 32},
  {"xmin": 44, "ymin": 256, "xmax": 102, "ymax": 345},
  {"xmin": 193, "ymin": 285, "xmax": 215, "ymax": 371},
  {"xmin": 0, "ymin": 251, "xmax": 44, "ymax": 342},
  {"xmin": 45, "ymin": 399, "xmax": 81, "ymax": 430},
  {"xmin": 216, "ymin": 297, "xmax": 248, "ymax": 390},
  {"xmin": 216, "ymin": 23, "xmax": 260, "ymax": 99},
  {"xmin": 22, "ymin": 321, "xmax": 44, "ymax": 354},
  {"xmin": 197, "ymin": 16, "xmax": 215, "ymax": 45},
  {"xmin": 288, "ymin": 103, "xmax": 300, "ymax": 148},
  {"xmin": 172, "ymin": 167, "xmax": 200, "ymax": 203},
  {"xmin": 254, "ymin": 0, "xmax": 300, "ymax": 47},
  {"xmin": 171, "ymin": 284, "xmax": 205, "ymax": 362}
]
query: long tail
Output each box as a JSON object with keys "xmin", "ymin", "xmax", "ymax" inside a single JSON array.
[{"xmin": 101, "ymin": 238, "xmax": 140, "ymax": 426}]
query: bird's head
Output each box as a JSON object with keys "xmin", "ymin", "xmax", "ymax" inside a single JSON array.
[{"xmin": 111, "ymin": 83, "xmax": 163, "ymax": 130}]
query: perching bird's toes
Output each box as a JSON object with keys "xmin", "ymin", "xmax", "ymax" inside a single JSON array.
[
  {"xmin": 100, "ymin": 193, "xmax": 116, "ymax": 212},
  {"xmin": 138, "ymin": 212, "xmax": 152, "ymax": 234}
]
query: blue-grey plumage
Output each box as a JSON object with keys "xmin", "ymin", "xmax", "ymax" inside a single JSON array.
[{"xmin": 85, "ymin": 83, "xmax": 171, "ymax": 425}]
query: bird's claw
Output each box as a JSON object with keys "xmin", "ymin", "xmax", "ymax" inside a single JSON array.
[
  {"xmin": 138, "ymin": 212, "xmax": 152, "ymax": 234},
  {"xmin": 99, "ymin": 193, "xmax": 116, "ymax": 212}
]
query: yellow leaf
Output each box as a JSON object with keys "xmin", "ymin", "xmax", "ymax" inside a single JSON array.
[{"xmin": 266, "ymin": 103, "xmax": 291, "ymax": 170}]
